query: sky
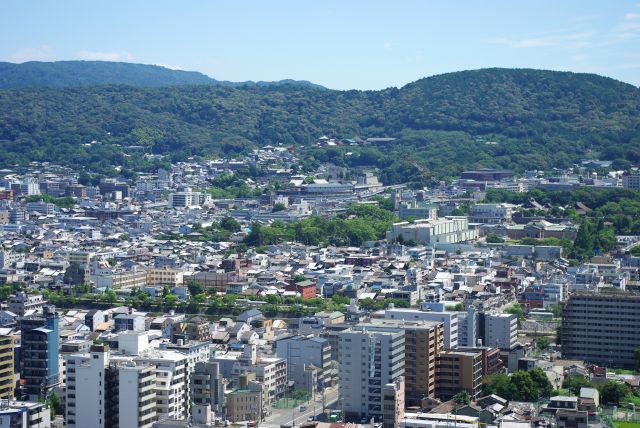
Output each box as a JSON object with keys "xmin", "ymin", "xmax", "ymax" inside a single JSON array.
[{"xmin": 1, "ymin": 0, "xmax": 640, "ymax": 90}]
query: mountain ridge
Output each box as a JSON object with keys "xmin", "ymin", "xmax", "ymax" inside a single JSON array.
[{"xmin": 0, "ymin": 60, "xmax": 325, "ymax": 89}]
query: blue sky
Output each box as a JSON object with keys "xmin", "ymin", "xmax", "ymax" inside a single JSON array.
[{"xmin": 1, "ymin": 0, "xmax": 639, "ymax": 89}]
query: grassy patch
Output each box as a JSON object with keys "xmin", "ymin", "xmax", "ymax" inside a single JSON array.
[
  {"xmin": 610, "ymin": 368, "xmax": 637, "ymax": 375},
  {"xmin": 614, "ymin": 421, "xmax": 640, "ymax": 428}
]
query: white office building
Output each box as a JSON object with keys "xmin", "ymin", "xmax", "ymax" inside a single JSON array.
[
  {"xmin": 470, "ymin": 203, "xmax": 513, "ymax": 224},
  {"xmin": 167, "ymin": 188, "xmax": 210, "ymax": 208},
  {"xmin": 386, "ymin": 217, "xmax": 478, "ymax": 246}
]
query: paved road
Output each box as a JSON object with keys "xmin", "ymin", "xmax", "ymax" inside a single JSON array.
[{"xmin": 261, "ymin": 387, "xmax": 340, "ymax": 428}]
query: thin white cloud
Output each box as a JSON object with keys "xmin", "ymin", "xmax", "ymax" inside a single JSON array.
[
  {"xmin": 490, "ymin": 10, "xmax": 640, "ymax": 52},
  {"xmin": 76, "ymin": 50, "xmax": 134, "ymax": 61},
  {"xmin": 9, "ymin": 45, "xmax": 56, "ymax": 62},
  {"xmin": 611, "ymin": 12, "xmax": 640, "ymax": 39},
  {"xmin": 488, "ymin": 31, "xmax": 594, "ymax": 49},
  {"xmin": 383, "ymin": 42, "xmax": 393, "ymax": 52},
  {"xmin": 155, "ymin": 63, "xmax": 184, "ymax": 70}
]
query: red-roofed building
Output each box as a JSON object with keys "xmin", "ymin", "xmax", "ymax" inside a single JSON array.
[{"xmin": 286, "ymin": 280, "xmax": 317, "ymax": 300}]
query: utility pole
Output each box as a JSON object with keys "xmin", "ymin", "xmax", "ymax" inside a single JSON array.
[
  {"xmin": 312, "ymin": 386, "xmax": 316, "ymax": 420},
  {"xmin": 292, "ymin": 390, "xmax": 296, "ymax": 428}
]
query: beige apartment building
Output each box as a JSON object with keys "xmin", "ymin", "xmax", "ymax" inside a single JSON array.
[
  {"xmin": 0, "ymin": 335, "xmax": 14, "ymax": 399},
  {"xmin": 226, "ymin": 373, "xmax": 264, "ymax": 422},
  {"xmin": 146, "ymin": 267, "xmax": 184, "ymax": 287},
  {"xmin": 436, "ymin": 350, "xmax": 483, "ymax": 401},
  {"xmin": 382, "ymin": 377, "xmax": 405, "ymax": 428}
]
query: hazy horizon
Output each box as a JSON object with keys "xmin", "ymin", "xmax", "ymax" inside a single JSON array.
[{"xmin": 4, "ymin": 60, "xmax": 640, "ymax": 91}]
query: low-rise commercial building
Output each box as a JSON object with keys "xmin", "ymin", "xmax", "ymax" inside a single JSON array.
[
  {"xmin": 386, "ymin": 217, "xmax": 478, "ymax": 246},
  {"xmin": 226, "ymin": 373, "xmax": 264, "ymax": 423},
  {"xmin": 8, "ymin": 292, "xmax": 44, "ymax": 316},
  {"xmin": 231, "ymin": 345, "xmax": 287, "ymax": 405},
  {"xmin": 0, "ymin": 400, "xmax": 51, "ymax": 428}
]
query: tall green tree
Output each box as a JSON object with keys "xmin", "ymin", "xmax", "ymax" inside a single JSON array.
[
  {"xmin": 562, "ymin": 375, "xmax": 594, "ymax": 395},
  {"xmin": 600, "ymin": 380, "xmax": 631, "ymax": 405}
]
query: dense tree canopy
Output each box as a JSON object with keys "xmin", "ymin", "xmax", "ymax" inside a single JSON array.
[
  {"xmin": 600, "ymin": 380, "xmax": 631, "ymax": 405},
  {"xmin": 244, "ymin": 202, "xmax": 397, "ymax": 247},
  {"xmin": 483, "ymin": 368, "xmax": 553, "ymax": 402},
  {"xmin": 562, "ymin": 375, "xmax": 595, "ymax": 396},
  {"xmin": 486, "ymin": 187, "xmax": 640, "ymax": 259},
  {"xmin": 1, "ymin": 66, "xmax": 639, "ymax": 181}
]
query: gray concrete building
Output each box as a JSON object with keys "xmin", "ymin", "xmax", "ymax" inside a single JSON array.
[
  {"xmin": 482, "ymin": 313, "xmax": 518, "ymax": 350},
  {"xmin": 191, "ymin": 361, "xmax": 225, "ymax": 414},
  {"xmin": 275, "ymin": 335, "xmax": 331, "ymax": 390},
  {"xmin": 562, "ymin": 291, "xmax": 640, "ymax": 368}
]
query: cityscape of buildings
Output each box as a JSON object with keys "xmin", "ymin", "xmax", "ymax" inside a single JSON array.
[{"xmin": 0, "ymin": 147, "xmax": 639, "ymax": 428}]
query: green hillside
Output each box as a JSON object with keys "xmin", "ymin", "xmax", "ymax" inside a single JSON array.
[
  {"xmin": 0, "ymin": 64, "xmax": 638, "ymax": 182},
  {"xmin": 0, "ymin": 61, "xmax": 216, "ymax": 88},
  {"xmin": 0, "ymin": 61, "xmax": 324, "ymax": 89}
]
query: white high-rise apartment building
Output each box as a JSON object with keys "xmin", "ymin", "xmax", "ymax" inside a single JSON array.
[
  {"xmin": 119, "ymin": 363, "xmax": 157, "ymax": 428},
  {"xmin": 140, "ymin": 351, "xmax": 189, "ymax": 420},
  {"xmin": 337, "ymin": 328, "xmax": 404, "ymax": 421},
  {"xmin": 65, "ymin": 345, "xmax": 111, "ymax": 428},
  {"xmin": 21, "ymin": 176, "xmax": 40, "ymax": 196},
  {"xmin": 64, "ymin": 341, "xmax": 188, "ymax": 428}
]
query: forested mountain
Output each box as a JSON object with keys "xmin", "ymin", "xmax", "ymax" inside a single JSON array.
[
  {"xmin": 0, "ymin": 61, "xmax": 324, "ymax": 89},
  {"xmin": 0, "ymin": 64, "xmax": 638, "ymax": 182}
]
